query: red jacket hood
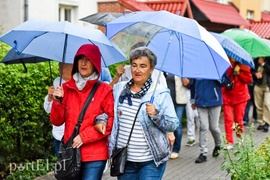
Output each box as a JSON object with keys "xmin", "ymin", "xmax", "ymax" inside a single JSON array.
[{"xmin": 71, "ymin": 44, "xmax": 101, "ymax": 76}]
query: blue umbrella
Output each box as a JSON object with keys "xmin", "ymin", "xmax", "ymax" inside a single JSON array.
[
  {"xmin": 106, "ymin": 11, "xmax": 231, "ymax": 80},
  {"xmin": 210, "ymin": 32, "xmax": 255, "ymax": 69},
  {"xmin": 0, "ymin": 19, "xmax": 126, "ymax": 67}
]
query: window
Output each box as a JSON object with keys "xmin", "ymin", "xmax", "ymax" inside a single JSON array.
[
  {"xmin": 247, "ymin": 10, "xmax": 254, "ymax": 20},
  {"xmin": 59, "ymin": 5, "xmax": 75, "ymax": 22},
  {"xmin": 217, "ymin": 0, "xmax": 228, "ymax": 4}
]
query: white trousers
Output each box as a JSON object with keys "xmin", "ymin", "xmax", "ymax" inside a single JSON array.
[{"xmin": 185, "ymin": 90, "xmax": 199, "ymax": 140}]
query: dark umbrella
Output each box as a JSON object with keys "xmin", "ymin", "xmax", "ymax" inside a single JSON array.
[
  {"xmin": 1, "ymin": 48, "xmax": 53, "ymax": 82},
  {"xmin": 80, "ymin": 12, "xmax": 122, "ymax": 26}
]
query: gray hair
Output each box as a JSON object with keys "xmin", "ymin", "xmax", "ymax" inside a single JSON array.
[{"xmin": 129, "ymin": 47, "xmax": 157, "ymax": 68}]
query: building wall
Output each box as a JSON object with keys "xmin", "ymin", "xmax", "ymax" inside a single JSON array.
[
  {"xmin": 0, "ymin": 0, "xmax": 23, "ymax": 33},
  {"xmin": 261, "ymin": 0, "xmax": 270, "ymax": 12},
  {"xmin": 232, "ymin": 0, "xmax": 261, "ymax": 21},
  {"xmin": 98, "ymin": 1, "xmax": 125, "ymax": 13},
  {"xmin": 0, "ymin": 0, "xmax": 98, "ymax": 34}
]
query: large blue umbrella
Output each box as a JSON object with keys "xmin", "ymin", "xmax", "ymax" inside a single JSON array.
[
  {"xmin": 0, "ymin": 19, "xmax": 126, "ymax": 67},
  {"xmin": 106, "ymin": 10, "xmax": 231, "ymax": 80},
  {"xmin": 210, "ymin": 32, "xmax": 255, "ymax": 69}
]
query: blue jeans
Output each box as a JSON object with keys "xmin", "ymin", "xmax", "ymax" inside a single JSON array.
[
  {"xmin": 54, "ymin": 138, "xmax": 61, "ymax": 157},
  {"xmin": 81, "ymin": 160, "xmax": 106, "ymax": 180},
  {"xmin": 172, "ymin": 105, "xmax": 184, "ymax": 153},
  {"xmin": 118, "ymin": 160, "xmax": 166, "ymax": 180}
]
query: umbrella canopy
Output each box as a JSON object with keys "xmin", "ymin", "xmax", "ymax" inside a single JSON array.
[
  {"xmin": 80, "ymin": 12, "xmax": 123, "ymax": 26},
  {"xmin": 222, "ymin": 28, "xmax": 270, "ymax": 58},
  {"xmin": 0, "ymin": 19, "xmax": 126, "ymax": 67},
  {"xmin": 2, "ymin": 48, "xmax": 48, "ymax": 64},
  {"xmin": 210, "ymin": 32, "xmax": 255, "ymax": 69},
  {"xmin": 106, "ymin": 10, "xmax": 231, "ymax": 80},
  {"xmin": 1, "ymin": 48, "xmax": 54, "ymax": 81}
]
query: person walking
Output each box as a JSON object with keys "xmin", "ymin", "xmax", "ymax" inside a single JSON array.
[
  {"xmin": 43, "ymin": 62, "xmax": 73, "ymax": 157},
  {"xmin": 185, "ymin": 79, "xmax": 199, "ymax": 146},
  {"xmin": 222, "ymin": 57, "xmax": 252, "ymax": 149},
  {"xmin": 50, "ymin": 44, "xmax": 114, "ymax": 180},
  {"xmin": 253, "ymin": 57, "xmax": 270, "ymax": 132},
  {"xmin": 109, "ymin": 47, "xmax": 179, "ymax": 179},
  {"xmin": 191, "ymin": 75, "xmax": 230, "ymax": 163},
  {"xmin": 165, "ymin": 74, "xmax": 190, "ymax": 159}
]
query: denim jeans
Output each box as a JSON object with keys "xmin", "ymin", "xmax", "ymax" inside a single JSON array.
[
  {"xmin": 172, "ymin": 104, "xmax": 185, "ymax": 153},
  {"xmin": 53, "ymin": 138, "xmax": 61, "ymax": 157},
  {"xmin": 118, "ymin": 160, "xmax": 166, "ymax": 180},
  {"xmin": 81, "ymin": 160, "xmax": 106, "ymax": 180}
]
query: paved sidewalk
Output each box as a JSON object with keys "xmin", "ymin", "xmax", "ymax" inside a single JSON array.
[{"xmin": 36, "ymin": 111, "xmax": 269, "ymax": 180}]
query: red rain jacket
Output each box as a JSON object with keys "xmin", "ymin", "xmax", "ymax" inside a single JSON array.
[
  {"xmin": 222, "ymin": 63, "xmax": 252, "ymax": 105},
  {"xmin": 50, "ymin": 44, "xmax": 114, "ymax": 162}
]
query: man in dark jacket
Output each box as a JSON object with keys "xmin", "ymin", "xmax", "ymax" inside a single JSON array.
[
  {"xmin": 190, "ymin": 75, "xmax": 230, "ymax": 163},
  {"xmin": 252, "ymin": 57, "xmax": 270, "ymax": 132}
]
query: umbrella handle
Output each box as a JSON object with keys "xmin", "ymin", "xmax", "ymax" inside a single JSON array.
[
  {"xmin": 55, "ymin": 96, "xmax": 62, "ymax": 103},
  {"xmin": 150, "ymin": 96, "xmax": 154, "ymax": 103}
]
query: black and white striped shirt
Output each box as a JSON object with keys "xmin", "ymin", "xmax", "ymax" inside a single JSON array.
[{"xmin": 117, "ymin": 97, "xmax": 153, "ymax": 162}]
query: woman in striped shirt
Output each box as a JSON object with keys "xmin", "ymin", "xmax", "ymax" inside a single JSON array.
[{"xmin": 109, "ymin": 47, "xmax": 179, "ymax": 180}]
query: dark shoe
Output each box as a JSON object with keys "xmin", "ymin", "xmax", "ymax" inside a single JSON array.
[
  {"xmin": 263, "ymin": 123, "xmax": 269, "ymax": 132},
  {"xmin": 257, "ymin": 125, "xmax": 264, "ymax": 130},
  {"xmin": 244, "ymin": 121, "xmax": 249, "ymax": 126},
  {"xmin": 212, "ymin": 146, "xmax": 221, "ymax": 157},
  {"xmin": 195, "ymin": 154, "xmax": 207, "ymax": 163}
]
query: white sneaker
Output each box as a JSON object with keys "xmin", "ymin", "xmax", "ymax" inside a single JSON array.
[
  {"xmin": 223, "ymin": 144, "xmax": 233, "ymax": 150},
  {"xmin": 170, "ymin": 152, "xmax": 179, "ymax": 159}
]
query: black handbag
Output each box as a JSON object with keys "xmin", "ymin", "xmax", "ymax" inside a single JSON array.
[
  {"xmin": 54, "ymin": 81, "xmax": 100, "ymax": 180},
  {"xmin": 110, "ymin": 103, "xmax": 143, "ymax": 177}
]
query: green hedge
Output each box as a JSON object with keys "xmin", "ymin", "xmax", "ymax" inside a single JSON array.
[{"xmin": 0, "ymin": 45, "xmax": 59, "ymax": 178}]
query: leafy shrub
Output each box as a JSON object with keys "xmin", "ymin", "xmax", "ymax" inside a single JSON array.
[
  {"xmin": 221, "ymin": 125, "xmax": 270, "ymax": 179},
  {"xmin": 0, "ymin": 57, "xmax": 59, "ymax": 178}
]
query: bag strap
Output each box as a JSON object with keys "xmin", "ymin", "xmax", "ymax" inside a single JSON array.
[
  {"xmin": 73, "ymin": 81, "xmax": 100, "ymax": 136},
  {"xmin": 116, "ymin": 102, "xmax": 144, "ymax": 147}
]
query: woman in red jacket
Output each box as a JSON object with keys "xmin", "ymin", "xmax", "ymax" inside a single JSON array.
[
  {"xmin": 222, "ymin": 57, "xmax": 252, "ymax": 149},
  {"xmin": 50, "ymin": 44, "xmax": 114, "ymax": 180}
]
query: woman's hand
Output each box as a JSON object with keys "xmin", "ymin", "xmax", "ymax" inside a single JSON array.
[
  {"xmin": 47, "ymin": 86, "xmax": 54, "ymax": 102},
  {"xmin": 53, "ymin": 86, "xmax": 64, "ymax": 102},
  {"xmin": 72, "ymin": 134, "xmax": 83, "ymax": 148},
  {"xmin": 234, "ymin": 65, "xmax": 240, "ymax": 75},
  {"xmin": 167, "ymin": 132, "xmax": 175, "ymax": 147},
  {"xmin": 116, "ymin": 64, "xmax": 125, "ymax": 77},
  {"xmin": 255, "ymin": 72, "xmax": 263, "ymax": 79},
  {"xmin": 146, "ymin": 103, "xmax": 156, "ymax": 115},
  {"xmin": 94, "ymin": 123, "xmax": 106, "ymax": 135},
  {"xmin": 191, "ymin": 104, "xmax": 196, "ymax": 110}
]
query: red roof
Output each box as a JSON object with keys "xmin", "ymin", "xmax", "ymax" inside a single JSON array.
[
  {"xmin": 262, "ymin": 12, "xmax": 270, "ymax": 21},
  {"xmin": 146, "ymin": 0, "xmax": 186, "ymax": 15},
  {"xmin": 118, "ymin": 0, "xmax": 153, "ymax": 11},
  {"xmin": 191, "ymin": 0, "xmax": 250, "ymax": 26},
  {"xmin": 248, "ymin": 21, "xmax": 270, "ymax": 39}
]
